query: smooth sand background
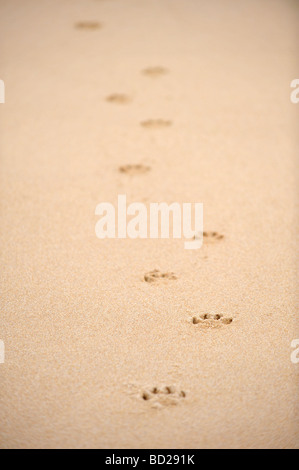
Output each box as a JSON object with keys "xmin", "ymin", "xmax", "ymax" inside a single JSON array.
[{"xmin": 0, "ymin": 0, "xmax": 298, "ymax": 449}]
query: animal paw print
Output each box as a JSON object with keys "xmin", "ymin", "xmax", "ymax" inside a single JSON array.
[
  {"xmin": 119, "ymin": 164, "xmax": 150, "ymax": 175},
  {"xmin": 193, "ymin": 231, "xmax": 224, "ymax": 244},
  {"xmin": 192, "ymin": 314, "xmax": 233, "ymax": 329},
  {"xmin": 142, "ymin": 386, "xmax": 186, "ymax": 407},
  {"xmin": 140, "ymin": 119, "xmax": 172, "ymax": 129},
  {"xmin": 203, "ymin": 232, "xmax": 224, "ymax": 243},
  {"xmin": 144, "ymin": 270, "xmax": 177, "ymax": 283},
  {"xmin": 75, "ymin": 21, "xmax": 102, "ymax": 30},
  {"xmin": 106, "ymin": 94, "xmax": 131, "ymax": 104},
  {"xmin": 142, "ymin": 66, "xmax": 168, "ymax": 77}
]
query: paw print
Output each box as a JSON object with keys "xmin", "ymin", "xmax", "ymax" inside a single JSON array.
[
  {"xmin": 75, "ymin": 21, "xmax": 102, "ymax": 30},
  {"xmin": 140, "ymin": 119, "xmax": 172, "ymax": 129},
  {"xmin": 141, "ymin": 386, "xmax": 186, "ymax": 407},
  {"xmin": 119, "ymin": 164, "xmax": 150, "ymax": 175},
  {"xmin": 203, "ymin": 232, "xmax": 224, "ymax": 242},
  {"xmin": 192, "ymin": 314, "xmax": 233, "ymax": 329},
  {"xmin": 106, "ymin": 94, "xmax": 131, "ymax": 104},
  {"xmin": 142, "ymin": 66, "xmax": 168, "ymax": 77},
  {"xmin": 192, "ymin": 231, "xmax": 224, "ymax": 245},
  {"xmin": 144, "ymin": 270, "xmax": 177, "ymax": 283}
]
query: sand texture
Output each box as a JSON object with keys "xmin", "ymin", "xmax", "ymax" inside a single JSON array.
[{"xmin": 0, "ymin": 0, "xmax": 298, "ymax": 449}]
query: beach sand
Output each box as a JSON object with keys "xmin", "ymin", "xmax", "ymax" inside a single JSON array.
[{"xmin": 0, "ymin": 0, "xmax": 298, "ymax": 449}]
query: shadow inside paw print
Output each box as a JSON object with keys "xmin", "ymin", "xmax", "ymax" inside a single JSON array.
[
  {"xmin": 192, "ymin": 314, "xmax": 233, "ymax": 329},
  {"xmin": 144, "ymin": 270, "xmax": 177, "ymax": 283},
  {"xmin": 142, "ymin": 386, "xmax": 186, "ymax": 407},
  {"xmin": 119, "ymin": 164, "xmax": 150, "ymax": 175}
]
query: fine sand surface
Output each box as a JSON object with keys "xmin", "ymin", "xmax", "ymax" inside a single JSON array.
[{"xmin": 0, "ymin": 0, "xmax": 298, "ymax": 449}]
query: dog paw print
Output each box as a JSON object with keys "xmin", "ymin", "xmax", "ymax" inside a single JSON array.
[
  {"xmin": 144, "ymin": 270, "xmax": 177, "ymax": 283},
  {"xmin": 192, "ymin": 314, "xmax": 233, "ymax": 329},
  {"xmin": 75, "ymin": 21, "xmax": 102, "ymax": 30},
  {"xmin": 141, "ymin": 386, "xmax": 186, "ymax": 407},
  {"xmin": 142, "ymin": 66, "xmax": 168, "ymax": 77},
  {"xmin": 119, "ymin": 164, "xmax": 150, "ymax": 175},
  {"xmin": 106, "ymin": 94, "xmax": 131, "ymax": 104},
  {"xmin": 203, "ymin": 232, "xmax": 224, "ymax": 243},
  {"xmin": 193, "ymin": 232, "xmax": 224, "ymax": 244},
  {"xmin": 140, "ymin": 119, "xmax": 172, "ymax": 129}
]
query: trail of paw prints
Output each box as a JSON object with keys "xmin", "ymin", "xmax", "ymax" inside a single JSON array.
[
  {"xmin": 192, "ymin": 314, "xmax": 233, "ymax": 329},
  {"xmin": 141, "ymin": 386, "xmax": 186, "ymax": 408},
  {"xmin": 106, "ymin": 94, "xmax": 131, "ymax": 104},
  {"xmin": 75, "ymin": 21, "xmax": 102, "ymax": 30},
  {"xmin": 119, "ymin": 164, "xmax": 150, "ymax": 175},
  {"xmin": 144, "ymin": 270, "xmax": 177, "ymax": 283},
  {"xmin": 140, "ymin": 119, "xmax": 172, "ymax": 129},
  {"xmin": 142, "ymin": 66, "xmax": 168, "ymax": 77}
]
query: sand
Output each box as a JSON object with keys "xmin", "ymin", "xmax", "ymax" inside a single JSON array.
[{"xmin": 0, "ymin": 0, "xmax": 298, "ymax": 449}]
